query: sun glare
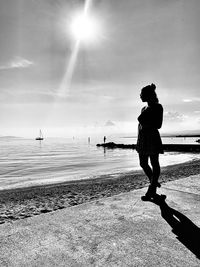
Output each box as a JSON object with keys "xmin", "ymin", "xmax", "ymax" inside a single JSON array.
[
  {"xmin": 55, "ymin": 0, "xmax": 102, "ymax": 100},
  {"xmin": 70, "ymin": 13, "xmax": 99, "ymax": 43}
]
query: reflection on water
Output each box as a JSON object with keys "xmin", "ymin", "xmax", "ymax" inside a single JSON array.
[{"xmin": 0, "ymin": 136, "xmax": 199, "ymax": 190}]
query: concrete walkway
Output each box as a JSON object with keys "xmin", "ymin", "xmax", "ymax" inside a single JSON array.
[{"xmin": 0, "ymin": 175, "xmax": 200, "ymax": 267}]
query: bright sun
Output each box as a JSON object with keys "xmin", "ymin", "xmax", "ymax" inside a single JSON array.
[{"xmin": 70, "ymin": 13, "xmax": 99, "ymax": 43}]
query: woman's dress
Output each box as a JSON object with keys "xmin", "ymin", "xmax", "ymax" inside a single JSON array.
[{"xmin": 136, "ymin": 103, "xmax": 164, "ymax": 155}]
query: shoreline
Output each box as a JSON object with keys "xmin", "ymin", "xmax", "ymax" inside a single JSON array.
[
  {"xmin": 0, "ymin": 158, "xmax": 200, "ymax": 224},
  {"xmin": 1, "ymin": 150, "xmax": 199, "ymax": 194}
]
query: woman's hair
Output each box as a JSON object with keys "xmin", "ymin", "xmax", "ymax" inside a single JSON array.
[{"xmin": 141, "ymin": 83, "xmax": 158, "ymax": 103}]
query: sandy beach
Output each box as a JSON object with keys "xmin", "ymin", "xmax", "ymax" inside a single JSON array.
[{"xmin": 0, "ymin": 158, "xmax": 199, "ymax": 225}]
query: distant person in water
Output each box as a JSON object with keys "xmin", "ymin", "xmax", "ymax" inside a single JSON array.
[
  {"xmin": 104, "ymin": 136, "xmax": 106, "ymax": 143},
  {"xmin": 136, "ymin": 83, "xmax": 164, "ymax": 200}
]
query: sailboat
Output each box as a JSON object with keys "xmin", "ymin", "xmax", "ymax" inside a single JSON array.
[{"xmin": 35, "ymin": 129, "xmax": 44, "ymax": 141}]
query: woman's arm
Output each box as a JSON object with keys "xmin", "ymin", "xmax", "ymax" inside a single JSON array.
[{"xmin": 155, "ymin": 105, "xmax": 163, "ymax": 129}]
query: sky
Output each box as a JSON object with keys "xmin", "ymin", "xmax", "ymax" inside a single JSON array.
[{"xmin": 0, "ymin": 0, "xmax": 200, "ymax": 138}]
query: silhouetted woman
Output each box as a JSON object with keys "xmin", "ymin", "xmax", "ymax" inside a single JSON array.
[{"xmin": 136, "ymin": 83, "xmax": 163, "ymax": 200}]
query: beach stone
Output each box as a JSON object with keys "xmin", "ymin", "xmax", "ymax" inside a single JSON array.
[
  {"xmin": 28, "ymin": 206, "xmax": 35, "ymax": 211},
  {"xmin": 33, "ymin": 211, "xmax": 41, "ymax": 215},
  {"xmin": 19, "ymin": 215, "xmax": 26, "ymax": 219},
  {"xmin": 5, "ymin": 211, "xmax": 12, "ymax": 215},
  {"xmin": 19, "ymin": 212, "xmax": 27, "ymax": 215},
  {"xmin": 0, "ymin": 215, "xmax": 8, "ymax": 219},
  {"xmin": 90, "ymin": 196, "xmax": 97, "ymax": 200},
  {"xmin": 26, "ymin": 214, "xmax": 33, "ymax": 218},
  {"xmin": 40, "ymin": 208, "xmax": 52, "ymax": 213},
  {"xmin": 95, "ymin": 201, "xmax": 104, "ymax": 206},
  {"xmin": 68, "ymin": 201, "xmax": 78, "ymax": 206},
  {"xmin": 77, "ymin": 199, "xmax": 84, "ymax": 204},
  {"xmin": 7, "ymin": 215, "xmax": 15, "ymax": 219},
  {"xmin": 57, "ymin": 206, "xmax": 65, "ymax": 209},
  {"xmin": 67, "ymin": 195, "xmax": 75, "ymax": 199},
  {"xmin": 117, "ymin": 215, "xmax": 125, "ymax": 221}
]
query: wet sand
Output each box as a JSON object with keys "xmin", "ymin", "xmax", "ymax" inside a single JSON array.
[{"xmin": 0, "ymin": 159, "xmax": 200, "ymax": 224}]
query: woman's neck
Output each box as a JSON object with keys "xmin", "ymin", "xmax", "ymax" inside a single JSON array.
[
  {"xmin": 147, "ymin": 101, "xmax": 154, "ymax": 106},
  {"xmin": 147, "ymin": 100, "xmax": 158, "ymax": 106}
]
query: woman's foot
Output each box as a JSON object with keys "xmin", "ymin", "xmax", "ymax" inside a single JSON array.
[
  {"xmin": 141, "ymin": 194, "xmax": 152, "ymax": 201},
  {"xmin": 141, "ymin": 185, "xmax": 156, "ymax": 201},
  {"xmin": 141, "ymin": 193, "xmax": 166, "ymax": 202},
  {"xmin": 156, "ymin": 182, "xmax": 161, "ymax": 188}
]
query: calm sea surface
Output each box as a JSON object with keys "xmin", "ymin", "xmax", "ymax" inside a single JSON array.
[{"xmin": 0, "ymin": 136, "xmax": 200, "ymax": 190}]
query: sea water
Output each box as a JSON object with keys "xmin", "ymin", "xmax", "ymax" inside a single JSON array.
[{"xmin": 0, "ymin": 136, "xmax": 199, "ymax": 190}]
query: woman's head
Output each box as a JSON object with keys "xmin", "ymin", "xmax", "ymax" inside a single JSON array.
[{"xmin": 140, "ymin": 83, "xmax": 158, "ymax": 103}]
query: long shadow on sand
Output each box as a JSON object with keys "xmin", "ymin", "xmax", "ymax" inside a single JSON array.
[{"xmin": 151, "ymin": 195, "xmax": 200, "ymax": 259}]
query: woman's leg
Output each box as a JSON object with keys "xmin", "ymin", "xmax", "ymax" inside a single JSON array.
[
  {"xmin": 139, "ymin": 154, "xmax": 152, "ymax": 182},
  {"xmin": 139, "ymin": 154, "xmax": 156, "ymax": 199},
  {"xmin": 150, "ymin": 154, "xmax": 160, "ymax": 187},
  {"xmin": 140, "ymin": 154, "xmax": 161, "ymax": 200}
]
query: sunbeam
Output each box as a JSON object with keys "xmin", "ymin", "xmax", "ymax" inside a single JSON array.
[
  {"xmin": 56, "ymin": 0, "xmax": 95, "ymax": 98},
  {"xmin": 45, "ymin": 0, "xmax": 95, "ymax": 131},
  {"xmin": 57, "ymin": 40, "xmax": 80, "ymax": 97}
]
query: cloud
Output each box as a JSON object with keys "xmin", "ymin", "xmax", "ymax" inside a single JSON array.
[
  {"xmin": 0, "ymin": 57, "xmax": 34, "ymax": 70},
  {"xmin": 182, "ymin": 97, "xmax": 200, "ymax": 103},
  {"xmin": 164, "ymin": 111, "xmax": 187, "ymax": 122},
  {"xmin": 183, "ymin": 99, "xmax": 192, "ymax": 103},
  {"xmin": 105, "ymin": 120, "xmax": 116, "ymax": 126}
]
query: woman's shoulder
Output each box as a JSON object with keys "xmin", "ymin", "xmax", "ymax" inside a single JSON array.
[{"xmin": 154, "ymin": 103, "xmax": 163, "ymax": 110}]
